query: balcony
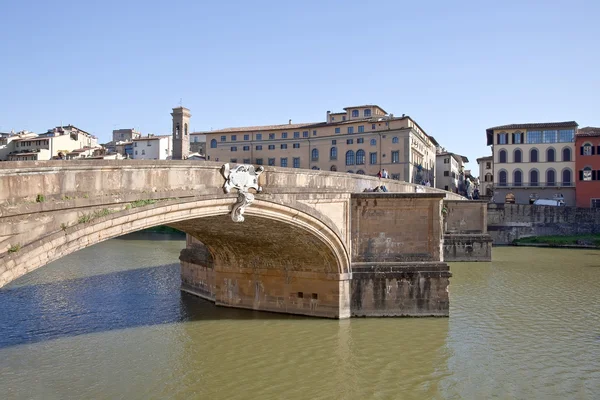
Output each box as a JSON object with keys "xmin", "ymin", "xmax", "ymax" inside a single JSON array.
[{"xmin": 495, "ymin": 181, "xmax": 574, "ymax": 188}]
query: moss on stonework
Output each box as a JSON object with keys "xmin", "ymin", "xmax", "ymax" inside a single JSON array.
[{"xmin": 513, "ymin": 234, "xmax": 600, "ymax": 247}]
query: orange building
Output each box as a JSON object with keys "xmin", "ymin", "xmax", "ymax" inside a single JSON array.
[{"xmin": 575, "ymin": 127, "xmax": 600, "ymax": 208}]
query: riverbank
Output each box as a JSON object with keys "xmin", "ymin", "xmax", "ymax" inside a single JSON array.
[{"xmin": 512, "ymin": 234, "xmax": 600, "ymax": 248}]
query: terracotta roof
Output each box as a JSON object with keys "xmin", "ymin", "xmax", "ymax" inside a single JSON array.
[
  {"xmin": 577, "ymin": 126, "xmax": 600, "ymax": 137},
  {"xmin": 487, "ymin": 121, "xmax": 578, "ymax": 131},
  {"xmin": 206, "ymin": 122, "xmax": 322, "ymax": 133}
]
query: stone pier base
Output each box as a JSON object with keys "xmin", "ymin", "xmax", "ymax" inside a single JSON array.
[{"xmin": 443, "ymin": 234, "xmax": 493, "ymax": 262}]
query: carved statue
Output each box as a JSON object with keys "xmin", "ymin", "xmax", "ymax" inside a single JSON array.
[{"xmin": 220, "ymin": 163, "xmax": 265, "ymax": 222}]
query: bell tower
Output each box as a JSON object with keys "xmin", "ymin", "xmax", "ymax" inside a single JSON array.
[{"xmin": 171, "ymin": 106, "xmax": 191, "ymax": 160}]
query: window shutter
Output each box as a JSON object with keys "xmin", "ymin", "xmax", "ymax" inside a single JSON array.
[
  {"xmin": 579, "ymin": 170, "xmax": 584, "ymax": 181},
  {"xmin": 593, "ymin": 146, "xmax": 597, "ymax": 155},
  {"xmin": 597, "ymin": 146, "xmax": 600, "ymax": 155},
  {"xmin": 593, "ymin": 170, "xmax": 597, "ymax": 181},
  {"xmin": 497, "ymin": 134, "xmax": 500, "ymax": 144},
  {"xmin": 511, "ymin": 133, "xmax": 515, "ymax": 144},
  {"xmin": 581, "ymin": 146, "xmax": 584, "ymax": 155}
]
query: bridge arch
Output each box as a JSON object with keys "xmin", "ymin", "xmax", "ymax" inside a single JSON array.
[{"xmin": 0, "ymin": 197, "xmax": 350, "ymax": 288}]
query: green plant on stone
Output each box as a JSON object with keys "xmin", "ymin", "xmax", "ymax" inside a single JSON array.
[
  {"xmin": 130, "ymin": 199, "xmax": 157, "ymax": 208},
  {"xmin": 8, "ymin": 243, "xmax": 21, "ymax": 253},
  {"xmin": 36, "ymin": 194, "xmax": 46, "ymax": 203}
]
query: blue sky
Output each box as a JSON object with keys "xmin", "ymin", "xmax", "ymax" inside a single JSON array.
[{"xmin": 1, "ymin": 0, "xmax": 598, "ymax": 171}]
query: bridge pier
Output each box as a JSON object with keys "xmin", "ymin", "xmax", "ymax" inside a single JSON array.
[{"xmin": 442, "ymin": 200, "xmax": 493, "ymax": 262}]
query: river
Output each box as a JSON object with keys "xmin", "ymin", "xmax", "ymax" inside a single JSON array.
[{"xmin": 0, "ymin": 232, "xmax": 599, "ymax": 399}]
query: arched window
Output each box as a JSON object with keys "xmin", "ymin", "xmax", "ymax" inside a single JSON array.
[
  {"xmin": 562, "ymin": 169, "xmax": 571, "ymax": 186},
  {"xmin": 347, "ymin": 170, "xmax": 354, "ymax": 174},
  {"xmin": 514, "ymin": 149, "xmax": 522, "ymax": 163},
  {"xmin": 311, "ymin": 148, "xmax": 319, "ymax": 161},
  {"xmin": 210, "ymin": 139, "xmax": 217, "ymax": 148},
  {"xmin": 514, "ymin": 170, "xmax": 522, "ymax": 186},
  {"xmin": 530, "ymin": 148, "xmax": 538, "ymax": 162},
  {"xmin": 330, "ymin": 147, "xmax": 337, "ymax": 160},
  {"xmin": 499, "ymin": 170, "xmax": 507, "ymax": 186},
  {"xmin": 356, "ymin": 170, "xmax": 365, "ymax": 174},
  {"xmin": 392, "ymin": 137, "xmax": 399, "ymax": 144},
  {"xmin": 346, "ymin": 150, "xmax": 355, "ymax": 165},
  {"xmin": 330, "ymin": 165, "xmax": 337, "ymax": 171},
  {"xmin": 547, "ymin": 148, "xmax": 555, "ymax": 162},
  {"xmin": 530, "ymin": 169, "xmax": 539, "ymax": 186},
  {"xmin": 562, "ymin": 147, "xmax": 571, "ymax": 162},
  {"xmin": 352, "ymin": 110, "xmax": 359, "ymax": 117},
  {"xmin": 370, "ymin": 138, "xmax": 376, "ymax": 146},
  {"xmin": 356, "ymin": 149, "xmax": 365, "ymax": 164},
  {"xmin": 312, "ymin": 166, "xmax": 319, "ymax": 170},
  {"xmin": 364, "ymin": 110, "xmax": 371, "ymax": 117},
  {"xmin": 499, "ymin": 149, "xmax": 507, "ymax": 163},
  {"xmin": 581, "ymin": 166, "xmax": 593, "ymax": 181},
  {"xmin": 184, "ymin": 123, "xmax": 188, "ymax": 136},
  {"xmin": 582, "ymin": 143, "xmax": 594, "ymax": 156},
  {"xmin": 175, "ymin": 123, "xmax": 180, "ymax": 138},
  {"xmin": 546, "ymin": 169, "xmax": 556, "ymax": 186}
]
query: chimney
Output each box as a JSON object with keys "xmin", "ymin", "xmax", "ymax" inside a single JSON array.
[
  {"xmin": 289, "ymin": 119, "xmax": 292, "ymax": 125},
  {"xmin": 326, "ymin": 110, "xmax": 331, "ymax": 123},
  {"xmin": 402, "ymin": 114, "xmax": 405, "ymax": 118}
]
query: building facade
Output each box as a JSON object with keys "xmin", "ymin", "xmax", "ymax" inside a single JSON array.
[
  {"xmin": 190, "ymin": 132, "xmax": 206, "ymax": 155},
  {"xmin": 132, "ymin": 135, "xmax": 172, "ymax": 160},
  {"xmin": 204, "ymin": 105, "xmax": 437, "ymax": 183},
  {"xmin": 435, "ymin": 151, "xmax": 467, "ymax": 192},
  {"xmin": 486, "ymin": 121, "xmax": 577, "ymax": 206},
  {"xmin": 575, "ymin": 127, "xmax": 600, "ymax": 208},
  {"xmin": 476, "ymin": 155, "xmax": 494, "ymax": 198}
]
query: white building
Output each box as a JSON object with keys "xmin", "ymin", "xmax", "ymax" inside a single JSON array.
[
  {"xmin": 132, "ymin": 135, "xmax": 172, "ymax": 160},
  {"xmin": 477, "ymin": 155, "xmax": 494, "ymax": 198},
  {"xmin": 435, "ymin": 151, "xmax": 468, "ymax": 193}
]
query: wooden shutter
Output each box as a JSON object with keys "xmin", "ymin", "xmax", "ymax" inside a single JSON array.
[
  {"xmin": 581, "ymin": 146, "xmax": 584, "ymax": 155},
  {"xmin": 579, "ymin": 170, "xmax": 584, "ymax": 181}
]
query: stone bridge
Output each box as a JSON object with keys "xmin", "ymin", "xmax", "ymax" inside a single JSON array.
[{"xmin": 0, "ymin": 160, "xmax": 480, "ymax": 319}]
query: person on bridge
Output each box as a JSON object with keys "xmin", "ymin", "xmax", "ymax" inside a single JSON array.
[{"xmin": 382, "ymin": 169, "xmax": 389, "ymax": 179}]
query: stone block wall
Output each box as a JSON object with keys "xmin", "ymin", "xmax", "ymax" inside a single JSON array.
[
  {"xmin": 444, "ymin": 200, "xmax": 487, "ymax": 233},
  {"xmin": 443, "ymin": 200, "xmax": 492, "ymax": 262},
  {"xmin": 488, "ymin": 203, "xmax": 600, "ymax": 245}
]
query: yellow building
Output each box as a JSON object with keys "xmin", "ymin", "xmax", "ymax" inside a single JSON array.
[
  {"xmin": 486, "ymin": 121, "xmax": 577, "ymax": 205},
  {"xmin": 205, "ymin": 105, "xmax": 438, "ymax": 183}
]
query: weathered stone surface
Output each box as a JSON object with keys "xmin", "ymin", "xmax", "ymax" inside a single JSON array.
[
  {"xmin": 443, "ymin": 200, "xmax": 493, "ymax": 262},
  {"xmin": 443, "ymin": 234, "xmax": 493, "ymax": 262}
]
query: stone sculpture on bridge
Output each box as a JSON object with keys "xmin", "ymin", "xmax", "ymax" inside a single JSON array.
[{"xmin": 220, "ymin": 163, "xmax": 265, "ymax": 222}]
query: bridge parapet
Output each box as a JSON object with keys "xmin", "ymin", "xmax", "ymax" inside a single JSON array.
[{"xmin": 443, "ymin": 200, "xmax": 492, "ymax": 262}]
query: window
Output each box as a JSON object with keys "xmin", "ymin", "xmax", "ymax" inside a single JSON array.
[
  {"xmin": 256, "ymin": 145, "xmax": 263, "ymax": 150},
  {"xmin": 345, "ymin": 150, "xmax": 355, "ymax": 165},
  {"xmin": 559, "ymin": 129, "xmax": 575, "ymax": 143},
  {"xmin": 364, "ymin": 109, "xmax": 371, "ymax": 117},
  {"xmin": 335, "ymin": 128, "xmax": 340, "ymax": 134},
  {"xmin": 347, "ymin": 170, "xmax": 353, "ymax": 173},
  {"xmin": 330, "ymin": 165, "xmax": 337, "ymax": 171},
  {"xmin": 303, "ymin": 131, "xmax": 309, "ymax": 138},
  {"xmin": 582, "ymin": 143, "xmax": 594, "ymax": 156},
  {"xmin": 513, "ymin": 132, "xmax": 524, "ymax": 144},
  {"xmin": 591, "ymin": 199, "xmax": 600, "ymax": 208},
  {"xmin": 280, "ymin": 144, "xmax": 287, "ymax": 149},
  {"xmin": 194, "ymin": 136, "xmax": 198, "ymax": 143},
  {"xmin": 543, "ymin": 130, "xmax": 557, "ymax": 143},
  {"xmin": 293, "ymin": 157, "xmax": 300, "ymax": 168},
  {"xmin": 562, "ymin": 147, "xmax": 571, "ymax": 162},
  {"xmin": 527, "ymin": 131, "xmax": 542, "ymax": 144},
  {"xmin": 546, "ymin": 169, "xmax": 556, "ymax": 186},
  {"xmin": 497, "ymin": 133, "xmax": 508, "ymax": 144},
  {"xmin": 268, "ymin": 158, "xmax": 275, "ymax": 166},
  {"xmin": 243, "ymin": 146, "xmax": 250, "ymax": 151},
  {"xmin": 135, "ymin": 150, "xmax": 138, "ymax": 155},
  {"xmin": 444, "ymin": 186, "xmax": 449, "ymax": 191},
  {"xmin": 230, "ymin": 146, "xmax": 238, "ymax": 152},
  {"xmin": 392, "ymin": 137, "xmax": 399, "ymax": 144},
  {"xmin": 311, "ymin": 148, "xmax": 319, "ymax": 161},
  {"xmin": 372, "ymin": 124, "xmax": 376, "ymax": 130},
  {"xmin": 444, "ymin": 158, "xmax": 449, "ymax": 164},
  {"xmin": 221, "ymin": 135, "xmax": 226, "ymax": 142},
  {"xmin": 141, "ymin": 150, "xmax": 145, "ymax": 155},
  {"xmin": 499, "ymin": 170, "xmax": 507, "ymax": 186},
  {"xmin": 331, "ymin": 140, "xmax": 337, "ymax": 145},
  {"xmin": 231, "ymin": 135, "xmax": 237, "ymax": 141},
  {"xmin": 547, "ymin": 148, "xmax": 555, "ymax": 162},
  {"xmin": 391, "ymin": 151, "xmax": 400, "ymax": 163},
  {"xmin": 312, "ymin": 166, "xmax": 320, "ymax": 170},
  {"xmin": 514, "ymin": 149, "xmax": 522, "ymax": 163},
  {"xmin": 281, "ymin": 132, "xmax": 287, "ymax": 139},
  {"xmin": 444, "ymin": 171, "xmax": 449, "ymax": 176},
  {"xmin": 210, "ymin": 139, "xmax": 217, "ymax": 148},
  {"xmin": 358, "ymin": 125, "xmax": 364, "ymax": 133},
  {"xmin": 230, "ymin": 158, "xmax": 237, "ymax": 163},
  {"xmin": 243, "ymin": 158, "xmax": 250, "ymax": 164},
  {"xmin": 293, "ymin": 143, "xmax": 300, "ymax": 149},
  {"xmin": 370, "ymin": 139, "xmax": 376, "ymax": 146},
  {"xmin": 486, "ymin": 162, "xmax": 491, "ymax": 169},
  {"xmin": 514, "ymin": 170, "xmax": 522, "ymax": 186},
  {"xmin": 530, "ymin": 148, "xmax": 538, "ymax": 162},
  {"xmin": 267, "ymin": 145, "xmax": 275, "ymax": 150},
  {"xmin": 581, "ymin": 166, "xmax": 593, "ymax": 181},
  {"xmin": 357, "ymin": 138, "xmax": 364, "ymax": 144},
  {"xmin": 346, "ymin": 139, "xmax": 353, "ymax": 145},
  {"xmin": 530, "ymin": 170, "xmax": 539, "ymax": 186},
  {"xmin": 352, "ymin": 110, "xmax": 359, "ymax": 117},
  {"xmin": 313, "ymin": 130, "xmax": 317, "ymax": 136},
  {"xmin": 330, "ymin": 147, "xmax": 337, "ymax": 160},
  {"xmin": 356, "ymin": 149, "xmax": 365, "ymax": 164},
  {"xmin": 485, "ymin": 173, "xmax": 493, "ymax": 182},
  {"xmin": 348, "ymin": 127, "xmax": 354, "ymax": 134},
  {"xmin": 293, "ymin": 132, "xmax": 299, "ymax": 138},
  {"xmin": 562, "ymin": 169, "xmax": 572, "ymax": 186},
  {"xmin": 499, "ymin": 149, "xmax": 507, "ymax": 163},
  {"xmin": 257, "ymin": 133, "xmax": 263, "ymax": 140},
  {"xmin": 281, "ymin": 157, "xmax": 288, "ymax": 167},
  {"xmin": 370, "ymin": 152, "xmax": 377, "ymax": 164},
  {"xmin": 244, "ymin": 134, "xmax": 249, "ymax": 141},
  {"xmin": 269, "ymin": 133, "xmax": 275, "ymax": 140},
  {"xmin": 356, "ymin": 170, "xmax": 365, "ymax": 174}
]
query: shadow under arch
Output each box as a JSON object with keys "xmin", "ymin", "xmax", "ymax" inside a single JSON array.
[{"xmin": 0, "ymin": 197, "xmax": 350, "ymax": 288}]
